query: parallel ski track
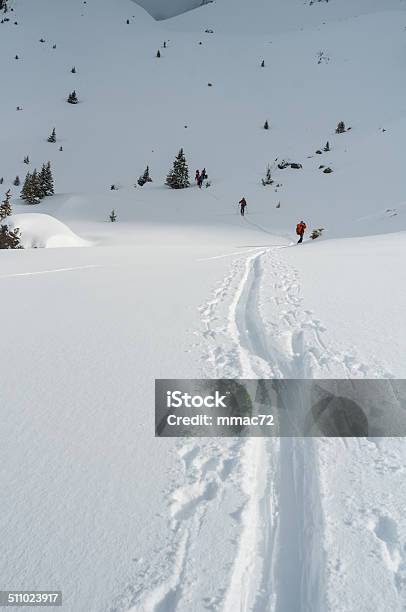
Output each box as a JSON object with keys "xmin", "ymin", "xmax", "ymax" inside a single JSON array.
[
  {"xmin": 222, "ymin": 247, "xmax": 324, "ymax": 612},
  {"xmin": 136, "ymin": 247, "xmax": 326, "ymax": 612}
]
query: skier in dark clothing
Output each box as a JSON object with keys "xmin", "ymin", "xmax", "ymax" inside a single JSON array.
[
  {"xmin": 195, "ymin": 170, "xmax": 200, "ymax": 185},
  {"xmin": 239, "ymin": 197, "xmax": 247, "ymax": 216},
  {"xmin": 296, "ymin": 220, "xmax": 307, "ymax": 243},
  {"xmin": 198, "ymin": 168, "xmax": 208, "ymax": 188}
]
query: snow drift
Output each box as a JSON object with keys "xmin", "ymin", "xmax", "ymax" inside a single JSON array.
[{"xmin": 7, "ymin": 214, "xmax": 90, "ymax": 248}]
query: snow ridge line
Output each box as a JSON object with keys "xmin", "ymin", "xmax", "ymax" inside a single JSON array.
[{"xmin": 0, "ymin": 265, "xmax": 100, "ymax": 279}]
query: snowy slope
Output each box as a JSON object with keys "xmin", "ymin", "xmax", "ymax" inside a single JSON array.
[
  {"xmin": 1, "ymin": 0, "xmax": 406, "ymax": 611},
  {"xmin": 2, "ymin": 0, "xmax": 406, "ymax": 237}
]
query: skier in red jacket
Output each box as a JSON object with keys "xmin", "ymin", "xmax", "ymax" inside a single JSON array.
[{"xmin": 296, "ymin": 220, "xmax": 307, "ymax": 243}]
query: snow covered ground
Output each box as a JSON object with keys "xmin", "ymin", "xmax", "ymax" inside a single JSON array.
[{"xmin": 1, "ymin": 0, "xmax": 406, "ymax": 610}]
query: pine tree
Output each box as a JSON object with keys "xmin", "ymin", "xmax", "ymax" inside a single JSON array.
[
  {"xmin": 20, "ymin": 171, "xmax": 40, "ymax": 204},
  {"xmin": 138, "ymin": 165, "xmax": 153, "ymax": 187},
  {"xmin": 38, "ymin": 165, "xmax": 47, "ymax": 198},
  {"xmin": 166, "ymin": 148, "xmax": 190, "ymax": 189},
  {"xmin": 39, "ymin": 162, "xmax": 54, "ymax": 197},
  {"xmin": 67, "ymin": 90, "xmax": 78, "ymax": 104},
  {"xmin": 20, "ymin": 172, "xmax": 33, "ymax": 203},
  {"xmin": 264, "ymin": 120, "xmax": 269, "ymax": 130},
  {"xmin": 109, "ymin": 209, "xmax": 117, "ymax": 222},
  {"xmin": 71, "ymin": 66, "xmax": 76, "ymax": 74},
  {"xmin": 47, "ymin": 127, "xmax": 56, "ymax": 143},
  {"xmin": 261, "ymin": 59, "xmax": 265, "ymax": 67},
  {"xmin": 156, "ymin": 49, "xmax": 161, "ymax": 58},
  {"xmin": 261, "ymin": 164, "xmax": 273, "ymax": 186},
  {"xmin": 0, "ymin": 224, "xmax": 22, "ymax": 249},
  {"xmin": 324, "ymin": 141, "xmax": 330, "ymax": 151},
  {"xmin": 336, "ymin": 121, "xmax": 346, "ymax": 134},
  {"xmin": 31, "ymin": 169, "xmax": 41, "ymax": 201},
  {"xmin": 0, "ymin": 190, "xmax": 12, "ymax": 220}
]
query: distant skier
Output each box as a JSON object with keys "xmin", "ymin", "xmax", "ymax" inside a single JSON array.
[
  {"xmin": 198, "ymin": 168, "xmax": 208, "ymax": 188},
  {"xmin": 195, "ymin": 170, "xmax": 200, "ymax": 185},
  {"xmin": 239, "ymin": 197, "xmax": 247, "ymax": 216},
  {"xmin": 296, "ymin": 220, "xmax": 307, "ymax": 243}
]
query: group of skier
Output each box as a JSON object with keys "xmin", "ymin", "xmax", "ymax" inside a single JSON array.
[
  {"xmin": 194, "ymin": 178, "xmax": 308, "ymax": 243},
  {"xmin": 195, "ymin": 168, "xmax": 208, "ymax": 188},
  {"xmin": 238, "ymin": 196, "xmax": 307, "ymax": 244}
]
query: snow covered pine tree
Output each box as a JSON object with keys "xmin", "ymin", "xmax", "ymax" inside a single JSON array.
[
  {"xmin": 0, "ymin": 189, "xmax": 12, "ymax": 220},
  {"xmin": 0, "ymin": 190, "xmax": 22, "ymax": 249},
  {"xmin": 166, "ymin": 149, "xmax": 190, "ymax": 189},
  {"xmin": 20, "ymin": 162, "xmax": 54, "ymax": 204},
  {"xmin": 39, "ymin": 162, "xmax": 55, "ymax": 197},
  {"xmin": 21, "ymin": 172, "xmax": 39, "ymax": 204},
  {"xmin": 262, "ymin": 164, "xmax": 273, "ymax": 186},
  {"xmin": 67, "ymin": 90, "xmax": 78, "ymax": 104},
  {"xmin": 48, "ymin": 128, "xmax": 56, "ymax": 143},
  {"xmin": 138, "ymin": 166, "xmax": 153, "ymax": 187},
  {"xmin": 0, "ymin": 224, "xmax": 22, "ymax": 249},
  {"xmin": 336, "ymin": 121, "xmax": 346, "ymax": 134}
]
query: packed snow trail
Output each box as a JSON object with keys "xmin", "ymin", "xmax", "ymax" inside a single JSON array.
[
  {"xmin": 133, "ymin": 245, "xmax": 331, "ymax": 612},
  {"xmin": 220, "ymin": 248, "xmax": 327, "ymax": 612}
]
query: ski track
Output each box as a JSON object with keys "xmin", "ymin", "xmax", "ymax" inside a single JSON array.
[
  {"xmin": 132, "ymin": 246, "xmax": 389, "ymax": 612},
  {"xmin": 0, "ymin": 264, "xmax": 99, "ymax": 279}
]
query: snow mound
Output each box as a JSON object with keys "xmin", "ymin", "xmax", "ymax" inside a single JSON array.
[{"xmin": 7, "ymin": 214, "xmax": 90, "ymax": 249}]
